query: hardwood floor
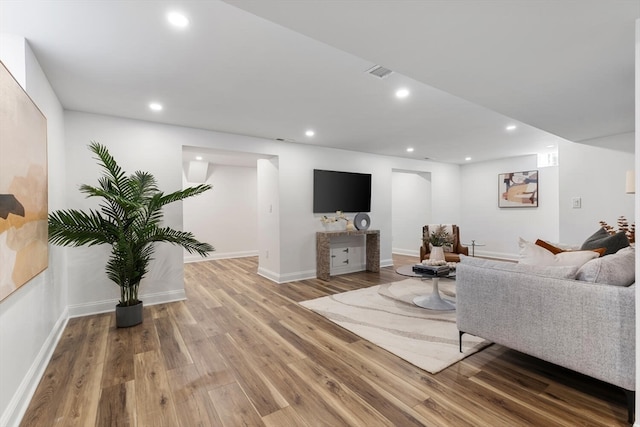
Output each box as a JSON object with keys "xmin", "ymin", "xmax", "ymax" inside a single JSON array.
[{"xmin": 21, "ymin": 255, "xmax": 629, "ymax": 426}]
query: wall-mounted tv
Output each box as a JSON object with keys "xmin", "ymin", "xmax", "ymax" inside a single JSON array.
[{"xmin": 313, "ymin": 169, "xmax": 371, "ymax": 213}]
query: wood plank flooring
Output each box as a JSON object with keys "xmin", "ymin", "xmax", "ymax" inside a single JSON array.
[{"xmin": 21, "ymin": 255, "xmax": 629, "ymax": 426}]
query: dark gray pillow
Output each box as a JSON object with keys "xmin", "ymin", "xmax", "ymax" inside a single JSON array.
[{"xmin": 580, "ymin": 228, "xmax": 629, "ymax": 256}]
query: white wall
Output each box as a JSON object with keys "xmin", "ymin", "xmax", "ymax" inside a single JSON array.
[
  {"xmin": 559, "ymin": 137, "xmax": 635, "ymax": 245},
  {"xmin": 64, "ymin": 111, "xmax": 461, "ymax": 284},
  {"xmin": 183, "ymin": 163, "xmax": 258, "ymax": 262},
  {"xmin": 391, "ymin": 170, "xmax": 431, "ymax": 256},
  {"xmin": 257, "ymin": 158, "xmax": 281, "ymax": 281},
  {"xmin": 0, "ymin": 39, "xmax": 68, "ymax": 427},
  {"xmin": 460, "ymin": 155, "xmax": 559, "ymax": 259},
  {"xmin": 273, "ymin": 144, "xmax": 460, "ymax": 281}
]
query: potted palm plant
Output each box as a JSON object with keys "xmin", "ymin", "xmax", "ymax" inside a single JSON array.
[{"xmin": 48, "ymin": 142, "xmax": 214, "ymax": 327}]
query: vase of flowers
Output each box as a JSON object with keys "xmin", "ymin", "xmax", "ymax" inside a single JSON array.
[{"xmin": 426, "ymin": 224, "xmax": 453, "ymax": 262}]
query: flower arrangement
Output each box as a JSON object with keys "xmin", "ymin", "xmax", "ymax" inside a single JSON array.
[
  {"xmin": 321, "ymin": 210, "xmax": 348, "ymax": 224},
  {"xmin": 426, "ymin": 224, "xmax": 454, "ymax": 247}
]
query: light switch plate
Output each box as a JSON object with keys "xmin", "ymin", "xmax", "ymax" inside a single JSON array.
[{"xmin": 571, "ymin": 197, "xmax": 582, "ymax": 209}]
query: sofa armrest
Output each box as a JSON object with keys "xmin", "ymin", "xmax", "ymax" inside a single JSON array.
[{"xmin": 456, "ymin": 263, "xmax": 635, "ymax": 391}]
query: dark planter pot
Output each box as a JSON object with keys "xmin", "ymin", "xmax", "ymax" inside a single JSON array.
[{"xmin": 115, "ymin": 300, "xmax": 143, "ymax": 328}]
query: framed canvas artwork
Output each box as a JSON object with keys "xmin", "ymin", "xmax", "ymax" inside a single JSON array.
[
  {"xmin": 0, "ymin": 61, "xmax": 48, "ymax": 301},
  {"xmin": 498, "ymin": 170, "xmax": 538, "ymax": 208}
]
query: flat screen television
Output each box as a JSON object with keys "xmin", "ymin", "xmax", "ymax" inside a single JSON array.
[{"xmin": 313, "ymin": 169, "xmax": 371, "ymax": 213}]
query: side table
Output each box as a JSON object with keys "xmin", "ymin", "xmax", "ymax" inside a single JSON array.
[{"xmin": 462, "ymin": 240, "xmax": 485, "ymax": 257}]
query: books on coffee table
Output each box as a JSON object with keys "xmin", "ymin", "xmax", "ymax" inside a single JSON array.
[{"xmin": 412, "ymin": 264, "xmax": 450, "ymax": 276}]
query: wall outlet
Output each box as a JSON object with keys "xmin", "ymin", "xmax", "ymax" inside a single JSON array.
[{"xmin": 571, "ymin": 197, "xmax": 582, "ymax": 209}]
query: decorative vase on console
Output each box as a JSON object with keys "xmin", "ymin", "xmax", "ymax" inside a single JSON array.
[{"xmin": 321, "ymin": 211, "xmax": 348, "ymax": 231}]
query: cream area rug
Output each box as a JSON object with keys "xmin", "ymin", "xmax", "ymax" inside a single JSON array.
[{"xmin": 300, "ymin": 278, "xmax": 491, "ymax": 374}]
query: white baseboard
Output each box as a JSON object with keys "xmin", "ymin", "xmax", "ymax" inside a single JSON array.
[
  {"xmin": 1, "ymin": 307, "xmax": 69, "ymax": 427},
  {"xmin": 68, "ymin": 289, "xmax": 187, "ymax": 318},
  {"xmin": 257, "ymin": 266, "xmax": 316, "ymax": 284},
  {"xmin": 184, "ymin": 250, "xmax": 258, "ymax": 263},
  {"xmin": 380, "ymin": 258, "xmax": 394, "ymax": 268},
  {"xmin": 392, "ymin": 248, "xmax": 419, "ymax": 257}
]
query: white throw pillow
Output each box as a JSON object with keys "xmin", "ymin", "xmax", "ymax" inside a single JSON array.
[{"xmin": 518, "ymin": 238, "xmax": 600, "ymax": 267}]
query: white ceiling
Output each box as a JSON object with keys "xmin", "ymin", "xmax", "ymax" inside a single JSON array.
[{"xmin": 1, "ymin": 0, "xmax": 637, "ymax": 165}]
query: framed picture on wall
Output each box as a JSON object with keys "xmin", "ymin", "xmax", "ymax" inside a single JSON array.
[
  {"xmin": 0, "ymin": 61, "xmax": 48, "ymax": 301},
  {"xmin": 498, "ymin": 170, "xmax": 538, "ymax": 208}
]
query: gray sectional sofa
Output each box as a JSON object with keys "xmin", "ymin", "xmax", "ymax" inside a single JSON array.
[{"xmin": 456, "ymin": 254, "xmax": 635, "ymax": 423}]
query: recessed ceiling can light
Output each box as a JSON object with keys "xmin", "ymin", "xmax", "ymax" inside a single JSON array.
[
  {"xmin": 546, "ymin": 144, "xmax": 555, "ymax": 148},
  {"xmin": 406, "ymin": 147, "xmax": 414, "ymax": 152},
  {"xmin": 167, "ymin": 11, "xmax": 189, "ymax": 28},
  {"xmin": 465, "ymin": 157, "xmax": 472, "ymax": 161},
  {"xmin": 195, "ymin": 156, "xmax": 203, "ymax": 161},
  {"xmin": 305, "ymin": 130, "xmax": 315, "ymax": 137},
  {"xmin": 506, "ymin": 124, "xmax": 517, "ymax": 131},
  {"xmin": 395, "ymin": 88, "xmax": 410, "ymax": 98},
  {"xmin": 149, "ymin": 102, "xmax": 163, "ymax": 111}
]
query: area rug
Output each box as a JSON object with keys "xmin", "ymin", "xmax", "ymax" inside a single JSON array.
[{"xmin": 300, "ymin": 278, "xmax": 491, "ymax": 374}]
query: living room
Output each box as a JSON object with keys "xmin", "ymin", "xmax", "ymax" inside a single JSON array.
[{"xmin": 0, "ymin": 1, "xmax": 638, "ymax": 426}]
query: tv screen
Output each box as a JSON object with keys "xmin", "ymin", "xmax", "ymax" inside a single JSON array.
[{"xmin": 313, "ymin": 169, "xmax": 371, "ymax": 213}]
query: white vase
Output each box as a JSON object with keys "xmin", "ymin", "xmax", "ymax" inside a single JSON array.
[{"xmin": 430, "ymin": 246, "xmax": 445, "ymax": 262}]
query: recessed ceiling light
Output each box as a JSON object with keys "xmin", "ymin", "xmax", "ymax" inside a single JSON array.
[
  {"xmin": 546, "ymin": 144, "xmax": 555, "ymax": 148},
  {"xmin": 506, "ymin": 124, "xmax": 517, "ymax": 131},
  {"xmin": 167, "ymin": 11, "xmax": 189, "ymax": 28},
  {"xmin": 149, "ymin": 102, "xmax": 163, "ymax": 111},
  {"xmin": 195, "ymin": 156, "xmax": 203, "ymax": 161},
  {"xmin": 395, "ymin": 88, "xmax": 410, "ymax": 98},
  {"xmin": 465, "ymin": 157, "xmax": 472, "ymax": 161},
  {"xmin": 305, "ymin": 130, "xmax": 315, "ymax": 137},
  {"xmin": 406, "ymin": 147, "xmax": 414, "ymax": 152}
]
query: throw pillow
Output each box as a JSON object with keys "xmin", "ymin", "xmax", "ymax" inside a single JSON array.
[
  {"xmin": 580, "ymin": 227, "xmax": 629, "ymax": 256},
  {"xmin": 535, "ymin": 239, "xmax": 605, "ymax": 256},
  {"xmin": 518, "ymin": 238, "xmax": 599, "ymax": 267},
  {"xmin": 576, "ymin": 246, "xmax": 635, "ymax": 287},
  {"xmin": 460, "ymin": 255, "xmax": 579, "ymax": 279}
]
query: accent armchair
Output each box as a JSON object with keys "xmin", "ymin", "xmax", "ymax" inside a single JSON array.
[{"xmin": 420, "ymin": 224, "xmax": 469, "ymax": 263}]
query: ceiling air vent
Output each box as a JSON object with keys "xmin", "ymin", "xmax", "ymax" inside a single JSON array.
[{"xmin": 366, "ymin": 65, "xmax": 393, "ymax": 79}]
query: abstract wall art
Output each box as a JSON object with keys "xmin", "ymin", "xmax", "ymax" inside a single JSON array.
[
  {"xmin": 0, "ymin": 61, "xmax": 48, "ymax": 301},
  {"xmin": 498, "ymin": 170, "xmax": 538, "ymax": 208}
]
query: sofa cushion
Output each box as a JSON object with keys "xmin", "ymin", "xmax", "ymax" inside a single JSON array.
[
  {"xmin": 518, "ymin": 238, "xmax": 600, "ymax": 268},
  {"xmin": 580, "ymin": 227, "xmax": 629, "ymax": 256},
  {"xmin": 576, "ymin": 246, "xmax": 635, "ymax": 287},
  {"xmin": 460, "ymin": 255, "xmax": 579, "ymax": 279}
]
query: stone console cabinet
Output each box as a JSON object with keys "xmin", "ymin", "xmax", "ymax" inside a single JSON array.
[{"xmin": 316, "ymin": 230, "xmax": 380, "ymax": 281}]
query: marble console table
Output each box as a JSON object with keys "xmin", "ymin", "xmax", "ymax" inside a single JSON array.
[{"xmin": 316, "ymin": 230, "xmax": 380, "ymax": 281}]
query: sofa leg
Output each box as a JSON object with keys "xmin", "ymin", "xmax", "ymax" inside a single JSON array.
[
  {"xmin": 459, "ymin": 331, "xmax": 465, "ymax": 353},
  {"xmin": 624, "ymin": 389, "xmax": 635, "ymax": 424}
]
